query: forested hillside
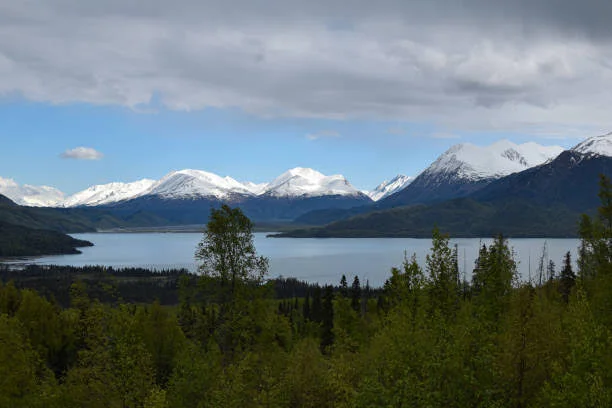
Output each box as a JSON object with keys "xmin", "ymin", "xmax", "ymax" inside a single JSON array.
[
  {"xmin": 2, "ymin": 188, "xmax": 612, "ymax": 406},
  {"xmin": 277, "ymin": 197, "xmax": 581, "ymax": 238},
  {"xmin": 0, "ymin": 193, "xmax": 170, "ymax": 234},
  {"xmin": 0, "ymin": 222, "xmax": 93, "ymax": 257}
]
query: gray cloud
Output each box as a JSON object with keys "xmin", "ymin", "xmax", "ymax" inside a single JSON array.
[
  {"xmin": 1, "ymin": 0, "xmax": 611, "ymax": 134},
  {"xmin": 60, "ymin": 147, "xmax": 104, "ymax": 160}
]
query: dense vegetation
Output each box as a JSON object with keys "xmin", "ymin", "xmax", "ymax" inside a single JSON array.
[
  {"xmin": 0, "ymin": 221, "xmax": 92, "ymax": 257},
  {"xmin": 0, "ymin": 264, "xmax": 349, "ymax": 308},
  {"xmin": 2, "ymin": 180, "xmax": 612, "ymax": 406},
  {"xmin": 0, "ymin": 193, "xmax": 170, "ymax": 233},
  {"xmin": 276, "ymin": 197, "xmax": 582, "ymax": 238}
]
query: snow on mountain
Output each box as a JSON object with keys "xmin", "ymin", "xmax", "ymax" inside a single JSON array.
[
  {"xmin": 63, "ymin": 179, "xmax": 156, "ymax": 207},
  {"xmin": 0, "ymin": 176, "xmax": 65, "ymax": 207},
  {"xmin": 263, "ymin": 167, "xmax": 363, "ymax": 198},
  {"xmin": 424, "ymin": 140, "xmax": 564, "ymax": 181},
  {"xmin": 571, "ymin": 132, "xmax": 612, "ymax": 157},
  {"xmin": 367, "ymin": 175, "xmax": 414, "ymax": 201},
  {"xmin": 243, "ymin": 181, "xmax": 269, "ymax": 195},
  {"xmin": 62, "ymin": 168, "xmax": 364, "ymax": 206},
  {"xmin": 146, "ymin": 169, "xmax": 254, "ymax": 200}
]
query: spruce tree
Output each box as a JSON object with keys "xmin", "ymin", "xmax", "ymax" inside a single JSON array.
[
  {"xmin": 340, "ymin": 275, "xmax": 348, "ymax": 298},
  {"xmin": 311, "ymin": 286, "xmax": 322, "ymax": 323},
  {"xmin": 559, "ymin": 251, "xmax": 576, "ymax": 303},
  {"xmin": 426, "ymin": 227, "xmax": 458, "ymax": 319},
  {"xmin": 320, "ymin": 285, "xmax": 335, "ymax": 352},
  {"xmin": 350, "ymin": 276, "xmax": 361, "ymax": 313},
  {"xmin": 471, "ymin": 235, "xmax": 517, "ymax": 324},
  {"xmin": 303, "ymin": 291, "xmax": 311, "ymax": 321}
]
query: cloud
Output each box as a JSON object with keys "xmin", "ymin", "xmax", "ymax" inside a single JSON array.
[
  {"xmin": 306, "ymin": 130, "xmax": 341, "ymax": 140},
  {"xmin": 60, "ymin": 147, "xmax": 104, "ymax": 160},
  {"xmin": 0, "ymin": 1, "xmax": 612, "ymax": 134}
]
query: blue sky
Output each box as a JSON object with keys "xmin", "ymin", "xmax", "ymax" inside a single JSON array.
[
  {"xmin": 1, "ymin": 0, "xmax": 610, "ymax": 194},
  {"xmin": 0, "ymin": 99, "xmax": 586, "ymax": 194}
]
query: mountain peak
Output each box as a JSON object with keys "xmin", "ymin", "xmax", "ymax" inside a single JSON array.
[
  {"xmin": 148, "ymin": 169, "xmax": 252, "ymax": 199},
  {"xmin": 281, "ymin": 167, "xmax": 327, "ymax": 179},
  {"xmin": 429, "ymin": 140, "xmax": 563, "ymax": 180},
  {"xmin": 265, "ymin": 167, "xmax": 361, "ymax": 198},
  {"xmin": 572, "ymin": 132, "xmax": 612, "ymax": 157},
  {"xmin": 367, "ymin": 175, "xmax": 414, "ymax": 201},
  {"xmin": 62, "ymin": 179, "xmax": 156, "ymax": 207},
  {"xmin": 0, "ymin": 176, "xmax": 65, "ymax": 207}
]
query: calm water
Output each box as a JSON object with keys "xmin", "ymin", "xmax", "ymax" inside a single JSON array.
[{"xmin": 4, "ymin": 233, "xmax": 580, "ymax": 287}]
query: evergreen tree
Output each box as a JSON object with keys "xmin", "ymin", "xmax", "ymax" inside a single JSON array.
[
  {"xmin": 547, "ymin": 260, "xmax": 556, "ymax": 283},
  {"xmin": 426, "ymin": 227, "xmax": 458, "ymax": 319},
  {"xmin": 302, "ymin": 291, "xmax": 311, "ymax": 321},
  {"xmin": 320, "ymin": 285, "xmax": 335, "ymax": 352},
  {"xmin": 471, "ymin": 235, "xmax": 517, "ymax": 324},
  {"xmin": 350, "ymin": 276, "xmax": 361, "ymax": 313},
  {"xmin": 340, "ymin": 275, "xmax": 348, "ymax": 298},
  {"xmin": 472, "ymin": 243, "xmax": 489, "ymax": 297},
  {"xmin": 311, "ymin": 286, "xmax": 322, "ymax": 323},
  {"xmin": 559, "ymin": 251, "xmax": 576, "ymax": 303}
]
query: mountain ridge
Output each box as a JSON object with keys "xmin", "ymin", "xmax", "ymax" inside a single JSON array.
[{"xmin": 275, "ymin": 133, "xmax": 612, "ymax": 237}]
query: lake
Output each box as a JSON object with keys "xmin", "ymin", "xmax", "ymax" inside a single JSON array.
[{"xmin": 4, "ymin": 233, "xmax": 580, "ymax": 287}]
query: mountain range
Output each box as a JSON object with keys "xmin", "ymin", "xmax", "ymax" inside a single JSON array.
[
  {"xmin": 380, "ymin": 139, "xmax": 564, "ymax": 207},
  {"xmin": 2, "ymin": 167, "xmax": 373, "ymax": 207},
  {"xmin": 1, "ymin": 139, "xmax": 562, "ymax": 211},
  {"xmin": 277, "ymin": 133, "xmax": 612, "ymax": 237},
  {"xmin": 2, "ymin": 133, "xmax": 611, "ymax": 237}
]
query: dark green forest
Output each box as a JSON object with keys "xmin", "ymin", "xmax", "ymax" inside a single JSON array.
[
  {"xmin": 2, "ymin": 179, "xmax": 612, "ymax": 407},
  {"xmin": 274, "ymin": 198, "xmax": 583, "ymax": 238},
  {"xmin": 0, "ymin": 221, "xmax": 93, "ymax": 257}
]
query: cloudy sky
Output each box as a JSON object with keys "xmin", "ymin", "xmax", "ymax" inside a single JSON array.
[{"xmin": 0, "ymin": 0, "xmax": 611, "ymax": 193}]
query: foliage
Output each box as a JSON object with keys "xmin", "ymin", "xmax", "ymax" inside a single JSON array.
[
  {"xmin": 2, "ymin": 181, "xmax": 612, "ymax": 406},
  {"xmin": 0, "ymin": 221, "xmax": 92, "ymax": 257}
]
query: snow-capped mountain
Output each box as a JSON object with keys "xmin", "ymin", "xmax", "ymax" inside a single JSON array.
[
  {"xmin": 63, "ymin": 179, "xmax": 156, "ymax": 207},
  {"xmin": 145, "ymin": 170, "xmax": 254, "ymax": 200},
  {"xmin": 472, "ymin": 132, "xmax": 612, "ymax": 212},
  {"xmin": 424, "ymin": 140, "xmax": 563, "ymax": 181},
  {"xmin": 61, "ymin": 167, "xmax": 365, "ymax": 210},
  {"xmin": 571, "ymin": 132, "xmax": 612, "ymax": 157},
  {"xmin": 0, "ymin": 177, "xmax": 65, "ymax": 207},
  {"xmin": 243, "ymin": 182, "xmax": 269, "ymax": 195},
  {"xmin": 367, "ymin": 175, "xmax": 414, "ymax": 201},
  {"xmin": 381, "ymin": 139, "xmax": 564, "ymax": 207},
  {"xmin": 263, "ymin": 167, "xmax": 364, "ymax": 198},
  {"xmin": 88, "ymin": 167, "xmax": 372, "ymax": 224}
]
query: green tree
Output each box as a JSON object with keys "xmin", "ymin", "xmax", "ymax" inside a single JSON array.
[
  {"xmin": 0, "ymin": 314, "xmax": 55, "ymax": 407},
  {"xmin": 195, "ymin": 204, "xmax": 268, "ymax": 303},
  {"xmin": 320, "ymin": 285, "xmax": 335, "ymax": 353},
  {"xmin": 426, "ymin": 227, "xmax": 458, "ymax": 319},
  {"xmin": 339, "ymin": 275, "xmax": 348, "ymax": 298},
  {"xmin": 383, "ymin": 253, "xmax": 425, "ymax": 324},
  {"xmin": 350, "ymin": 276, "xmax": 361, "ymax": 314},
  {"xmin": 578, "ymin": 174, "xmax": 612, "ymax": 280},
  {"xmin": 559, "ymin": 251, "xmax": 576, "ymax": 303},
  {"xmin": 195, "ymin": 205, "xmax": 269, "ymax": 360},
  {"xmin": 471, "ymin": 235, "xmax": 517, "ymax": 324}
]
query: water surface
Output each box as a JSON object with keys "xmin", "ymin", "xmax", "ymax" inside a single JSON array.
[{"xmin": 5, "ymin": 233, "xmax": 580, "ymax": 287}]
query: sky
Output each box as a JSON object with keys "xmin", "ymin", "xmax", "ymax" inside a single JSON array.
[{"xmin": 0, "ymin": 0, "xmax": 611, "ymax": 194}]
